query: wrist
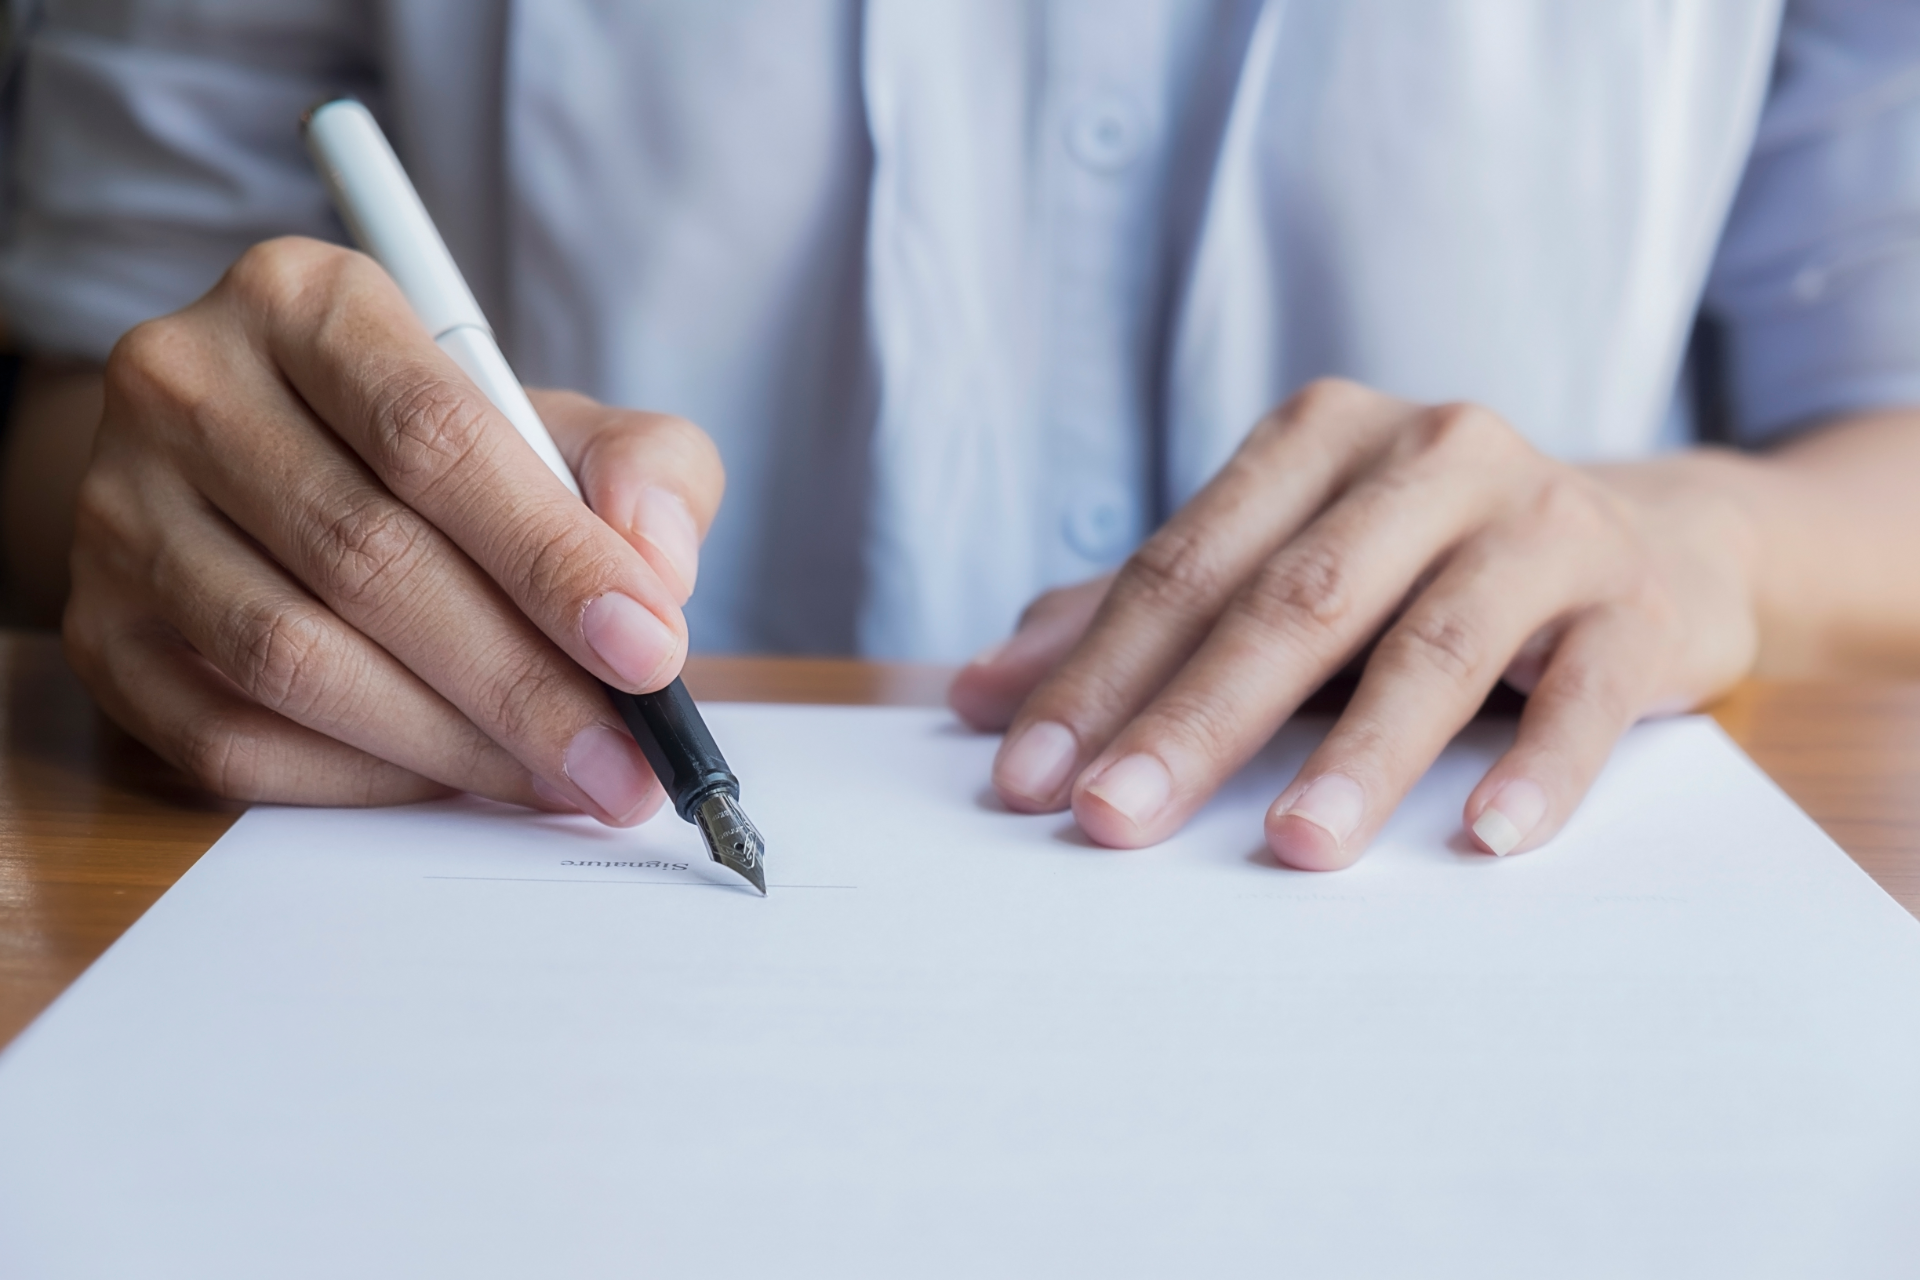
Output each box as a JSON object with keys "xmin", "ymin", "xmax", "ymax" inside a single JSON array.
[
  {"xmin": 1593, "ymin": 443, "xmax": 1884, "ymax": 678},
  {"xmin": 1585, "ymin": 447, "xmax": 1784, "ymax": 673}
]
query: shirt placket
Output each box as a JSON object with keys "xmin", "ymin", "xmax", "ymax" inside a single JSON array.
[{"xmin": 1040, "ymin": 1, "xmax": 1173, "ymax": 582}]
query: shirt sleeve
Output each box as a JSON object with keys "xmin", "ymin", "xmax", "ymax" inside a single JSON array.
[
  {"xmin": 1706, "ymin": 0, "xmax": 1920, "ymax": 444},
  {"xmin": 0, "ymin": 1, "xmax": 375, "ymax": 360}
]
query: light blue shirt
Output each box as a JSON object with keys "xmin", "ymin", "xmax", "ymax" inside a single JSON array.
[{"xmin": 6, "ymin": 1, "xmax": 1920, "ymax": 660}]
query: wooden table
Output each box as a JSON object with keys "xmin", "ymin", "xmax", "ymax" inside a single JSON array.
[{"xmin": 5, "ymin": 627, "xmax": 1919, "ymax": 1051}]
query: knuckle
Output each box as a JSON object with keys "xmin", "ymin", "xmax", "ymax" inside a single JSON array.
[
  {"xmin": 1257, "ymin": 378, "xmax": 1404, "ymax": 468},
  {"xmin": 1526, "ymin": 471, "xmax": 1620, "ymax": 545},
  {"xmin": 441, "ymin": 722, "xmax": 511, "ymax": 789},
  {"xmin": 1380, "ymin": 611, "xmax": 1486, "ymax": 683},
  {"xmin": 71, "ymin": 466, "xmax": 116, "ymax": 529},
  {"xmin": 1529, "ymin": 471, "xmax": 1601, "ymax": 527},
  {"xmin": 477, "ymin": 643, "xmax": 574, "ymax": 746},
  {"xmin": 223, "ymin": 236, "xmax": 357, "ymax": 314},
  {"xmin": 1238, "ymin": 408, "xmax": 1292, "ymax": 456},
  {"xmin": 1321, "ymin": 714, "xmax": 1398, "ymax": 780},
  {"xmin": 176, "ymin": 707, "xmax": 271, "ymax": 800},
  {"xmin": 517, "ymin": 517, "xmax": 617, "ymax": 610},
  {"xmin": 71, "ymin": 467, "xmax": 140, "ymax": 551},
  {"xmin": 1545, "ymin": 651, "xmax": 1633, "ymax": 727},
  {"xmin": 1117, "ymin": 525, "xmax": 1231, "ymax": 617},
  {"xmin": 362, "ymin": 370, "xmax": 494, "ymax": 498},
  {"xmin": 1145, "ymin": 687, "xmax": 1248, "ymax": 760},
  {"xmin": 1041, "ymin": 659, "xmax": 1137, "ymax": 735},
  {"xmin": 1285, "ymin": 376, "xmax": 1371, "ymax": 424},
  {"xmin": 1241, "ymin": 543, "xmax": 1354, "ymax": 637},
  {"xmin": 220, "ymin": 594, "xmax": 334, "ymax": 718},
  {"xmin": 104, "ymin": 317, "xmax": 197, "ymax": 411},
  {"xmin": 1418, "ymin": 401, "xmax": 1515, "ymax": 460},
  {"xmin": 311, "ymin": 492, "xmax": 433, "ymax": 619}
]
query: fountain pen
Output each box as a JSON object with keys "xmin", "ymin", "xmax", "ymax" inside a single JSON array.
[{"xmin": 303, "ymin": 98, "xmax": 767, "ymax": 894}]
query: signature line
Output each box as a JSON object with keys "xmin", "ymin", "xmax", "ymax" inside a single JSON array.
[{"xmin": 423, "ymin": 875, "xmax": 856, "ymax": 889}]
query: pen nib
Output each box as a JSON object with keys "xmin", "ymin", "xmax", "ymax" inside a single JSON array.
[{"xmin": 694, "ymin": 792, "xmax": 767, "ymax": 896}]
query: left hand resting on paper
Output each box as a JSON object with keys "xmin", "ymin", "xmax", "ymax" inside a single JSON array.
[{"xmin": 949, "ymin": 378, "xmax": 1774, "ymax": 868}]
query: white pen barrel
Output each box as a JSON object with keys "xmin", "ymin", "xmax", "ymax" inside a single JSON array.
[
  {"xmin": 437, "ymin": 325, "xmax": 582, "ymax": 498},
  {"xmin": 304, "ymin": 98, "xmax": 582, "ymax": 497},
  {"xmin": 304, "ymin": 100, "xmax": 488, "ymax": 340}
]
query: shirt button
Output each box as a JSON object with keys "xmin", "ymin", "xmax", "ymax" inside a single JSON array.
[
  {"xmin": 1066, "ymin": 95, "xmax": 1144, "ymax": 172},
  {"xmin": 1064, "ymin": 495, "xmax": 1134, "ymax": 563}
]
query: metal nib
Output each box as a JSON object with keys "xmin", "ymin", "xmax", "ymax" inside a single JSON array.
[{"xmin": 694, "ymin": 792, "xmax": 767, "ymax": 896}]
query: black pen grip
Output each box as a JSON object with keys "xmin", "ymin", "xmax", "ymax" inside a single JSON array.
[{"xmin": 605, "ymin": 677, "xmax": 738, "ymax": 822}]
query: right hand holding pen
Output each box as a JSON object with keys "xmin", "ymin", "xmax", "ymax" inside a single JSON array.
[{"xmin": 64, "ymin": 237, "xmax": 725, "ymax": 825}]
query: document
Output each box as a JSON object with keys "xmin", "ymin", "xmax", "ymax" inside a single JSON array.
[{"xmin": 4, "ymin": 707, "xmax": 1920, "ymax": 1278}]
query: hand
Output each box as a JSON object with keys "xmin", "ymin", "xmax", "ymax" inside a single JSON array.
[
  {"xmin": 65, "ymin": 237, "xmax": 724, "ymax": 824},
  {"xmin": 950, "ymin": 378, "xmax": 1763, "ymax": 868}
]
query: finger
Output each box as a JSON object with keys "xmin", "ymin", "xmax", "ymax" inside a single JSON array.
[
  {"xmin": 1069, "ymin": 407, "xmax": 1536, "ymax": 845},
  {"xmin": 537, "ymin": 390, "xmax": 725, "ymax": 604},
  {"xmin": 948, "ymin": 576, "xmax": 1110, "ymax": 732},
  {"xmin": 148, "ymin": 491, "xmax": 557, "ymax": 809},
  {"xmin": 1262, "ymin": 514, "xmax": 1620, "ymax": 870},
  {"xmin": 240, "ymin": 239, "xmax": 689, "ymax": 696},
  {"xmin": 133, "ymin": 327, "xmax": 667, "ymax": 827},
  {"xmin": 67, "ymin": 435, "xmax": 436, "ymax": 805},
  {"xmin": 1464, "ymin": 605, "xmax": 1660, "ymax": 858},
  {"xmin": 1498, "ymin": 618, "xmax": 1568, "ymax": 695},
  {"xmin": 66, "ymin": 602, "xmax": 450, "ymax": 807},
  {"xmin": 991, "ymin": 380, "xmax": 1411, "ymax": 810},
  {"xmin": 247, "ymin": 455, "xmax": 666, "ymax": 826}
]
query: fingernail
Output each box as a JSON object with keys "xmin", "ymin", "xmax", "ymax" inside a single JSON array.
[
  {"xmin": 1084, "ymin": 753, "xmax": 1173, "ymax": 830},
  {"xmin": 633, "ymin": 486, "xmax": 700, "ymax": 600},
  {"xmin": 1277, "ymin": 774, "xmax": 1366, "ymax": 847},
  {"xmin": 564, "ymin": 724, "xmax": 656, "ymax": 824},
  {"xmin": 996, "ymin": 720, "xmax": 1078, "ymax": 804},
  {"xmin": 1472, "ymin": 778, "xmax": 1548, "ymax": 856},
  {"xmin": 582, "ymin": 591, "xmax": 680, "ymax": 690}
]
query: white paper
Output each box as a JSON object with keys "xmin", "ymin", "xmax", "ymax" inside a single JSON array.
[{"xmin": 4, "ymin": 707, "xmax": 1920, "ymax": 1279}]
